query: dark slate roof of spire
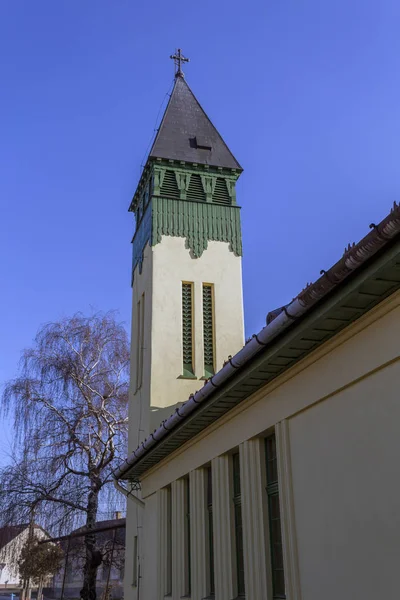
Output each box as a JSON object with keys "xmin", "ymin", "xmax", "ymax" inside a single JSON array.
[{"xmin": 149, "ymin": 76, "xmax": 242, "ymax": 170}]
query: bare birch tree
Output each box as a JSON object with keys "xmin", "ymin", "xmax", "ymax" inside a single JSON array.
[{"xmin": 0, "ymin": 312, "xmax": 129, "ymax": 600}]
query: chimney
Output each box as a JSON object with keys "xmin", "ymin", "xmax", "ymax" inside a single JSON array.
[{"xmin": 115, "ymin": 511, "xmax": 122, "ymax": 520}]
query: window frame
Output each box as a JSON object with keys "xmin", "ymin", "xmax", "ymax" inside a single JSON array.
[
  {"xmin": 165, "ymin": 485, "xmax": 172, "ymax": 596},
  {"xmin": 181, "ymin": 282, "xmax": 195, "ymax": 378},
  {"xmin": 135, "ymin": 293, "xmax": 145, "ymax": 391},
  {"xmin": 132, "ymin": 535, "xmax": 138, "ymax": 587},
  {"xmin": 265, "ymin": 434, "xmax": 286, "ymax": 599},
  {"xmin": 232, "ymin": 452, "xmax": 245, "ymax": 598},
  {"xmin": 184, "ymin": 476, "xmax": 191, "ymax": 597},
  {"xmin": 206, "ymin": 466, "xmax": 215, "ymax": 597}
]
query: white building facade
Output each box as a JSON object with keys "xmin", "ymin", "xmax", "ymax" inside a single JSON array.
[
  {"xmin": 0, "ymin": 525, "xmax": 49, "ymax": 588},
  {"xmin": 117, "ymin": 61, "xmax": 400, "ymax": 600}
]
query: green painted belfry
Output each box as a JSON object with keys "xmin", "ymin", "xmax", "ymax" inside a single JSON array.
[{"xmin": 129, "ymin": 62, "xmax": 243, "ymax": 280}]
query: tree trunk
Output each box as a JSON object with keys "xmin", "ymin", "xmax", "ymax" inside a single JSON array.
[
  {"xmin": 20, "ymin": 581, "xmax": 27, "ymax": 600},
  {"xmin": 26, "ymin": 505, "xmax": 35, "ymax": 600},
  {"xmin": 80, "ymin": 476, "xmax": 101, "ymax": 600},
  {"xmin": 37, "ymin": 575, "xmax": 44, "ymax": 600}
]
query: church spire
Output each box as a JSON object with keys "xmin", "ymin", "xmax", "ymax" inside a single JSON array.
[
  {"xmin": 149, "ymin": 73, "xmax": 241, "ymax": 170},
  {"xmin": 129, "ymin": 57, "xmax": 244, "ymax": 271}
]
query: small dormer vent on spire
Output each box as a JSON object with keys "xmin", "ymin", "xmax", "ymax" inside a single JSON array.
[{"xmin": 191, "ymin": 136, "xmax": 212, "ymax": 151}]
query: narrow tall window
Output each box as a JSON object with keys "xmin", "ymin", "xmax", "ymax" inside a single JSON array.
[
  {"xmin": 232, "ymin": 453, "xmax": 245, "ymax": 596},
  {"xmin": 184, "ymin": 477, "xmax": 191, "ymax": 596},
  {"xmin": 265, "ymin": 435, "xmax": 286, "ymax": 599},
  {"xmin": 207, "ymin": 466, "xmax": 215, "ymax": 596},
  {"xmin": 132, "ymin": 535, "xmax": 138, "ymax": 587},
  {"xmin": 182, "ymin": 283, "xmax": 194, "ymax": 377},
  {"xmin": 202, "ymin": 284, "xmax": 215, "ymax": 378},
  {"xmin": 166, "ymin": 486, "xmax": 172, "ymax": 596},
  {"xmin": 136, "ymin": 293, "xmax": 145, "ymax": 390}
]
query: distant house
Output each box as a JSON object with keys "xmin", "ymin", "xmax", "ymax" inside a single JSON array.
[
  {"xmin": 0, "ymin": 524, "xmax": 50, "ymax": 589},
  {"xmin": 53, "ymin": 517, "xmax": 125, "ymax": 600}
]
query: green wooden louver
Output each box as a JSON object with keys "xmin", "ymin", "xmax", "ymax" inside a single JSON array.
[
  {"xmin": 160, "ymin": 170, "xmax": 180, "ymax": 199},
  {"xmin": 203, "ymin": 285, "xmax": 214, "ymax": 377},
  {"xmin": 213, "ymin": 177, "xmax": 230, "ymax": 205},
  {"xmin": 186, "ymin": 173, "xmax": 205, "ymax": 202},
  {"xmin": 182, "ymin": 283, "xmax": 194, "ymax": 377}
]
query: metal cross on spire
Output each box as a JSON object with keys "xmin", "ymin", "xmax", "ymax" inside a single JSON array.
[{"xmin": 170, "ymin": 48, "xmax": 190, "ymax": 78}]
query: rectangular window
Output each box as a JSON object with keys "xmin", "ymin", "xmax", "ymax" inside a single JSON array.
[
  {"xmin": 232, "ymin": 453, "xmax": 245, "ymax": 597},
  {"xmin": 265, "ymin": 435, "xmax": 286, "ymax": 599},
  {"xmin": 135, "ymin": 293, "xmax": 145, "ymax": 390},
  {"xmin": 135, "ymin": 298, "xmax": 141, "ymax": 389},
  {"xmin": 182, "ymin": 283, "xmax": 194, "ymax": 377},
  {"xmin": 132, "ymin": 535, "xmax": 138, "ymax": 587},
  {"xmin": 202, "ymin": 284, "xmax": 215, "ymax": 378},
  {"xmin": 184, "ymin": 477, "xmax": 191, "ymax": 596},
  {"xmin": 166, "ymin": 486, "xmax": 172, "ymax": 596},
  {"xmin": 207, "ymin": 466, "xmax": 215, "ymax": 596}
]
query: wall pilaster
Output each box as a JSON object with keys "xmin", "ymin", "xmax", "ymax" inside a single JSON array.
[
  {"xmin": 171, "ymin": 479, "xmax": 187, "ymax": 599},
  {"xmin": 276, "ymin": 420, "xmax": 302, "ymax": 600},
  {"xmin": 157, "ymin": 488, "xmax": 171, "ymax": 599},
  {"xmin": 189, "ymin": 469, "xmax": 208, "ymax": 600},
  {"xmin": 239, "ymin": 438, "xmax": 270, "ymax": 599},
  {"xmin": 212, "ymin": 455, "xmax": 235, "ymax": 599}
]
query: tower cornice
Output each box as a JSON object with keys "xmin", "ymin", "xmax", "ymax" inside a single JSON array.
[{"xmin": 129, "ymin": 157, "xmax": 241, "ymax": 213}]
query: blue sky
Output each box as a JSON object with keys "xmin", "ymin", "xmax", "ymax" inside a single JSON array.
[{"xmin": 1, "ymin": 0, "xmax": 400, "ymax": 459}]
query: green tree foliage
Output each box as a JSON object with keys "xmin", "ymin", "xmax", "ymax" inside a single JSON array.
[{"xmin": 19, "ymin": 535, "xmax": 63, "ymax": 585}]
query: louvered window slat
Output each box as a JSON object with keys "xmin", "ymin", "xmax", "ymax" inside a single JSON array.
[
  {"xmin": 187, "ymin": 173, "xmax": 205, "ymax": 201},
  {"xmin": 203, "ymin": 284, "xmax": 215, "ymax": 377},
  {"xmin": 182, "ymin": 283, "xmax": 194, "ymax": 376},
  {"xmin": 160, "ymin": 170, "xmax": 180, "ymax": 199},
  {"xmin": 213, "ymin": 177, "xmax": 230, "ymax": 205}
]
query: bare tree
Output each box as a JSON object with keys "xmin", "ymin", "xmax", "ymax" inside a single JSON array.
[{"xmin": 0, "ymin": 312, "xmax": 129, "ymax": 600}]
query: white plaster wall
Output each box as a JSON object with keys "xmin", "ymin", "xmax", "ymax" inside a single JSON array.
[
  {"xmin": 150, "ymin": 236, "xmax": 244, "ymax": 410},
  {"xmin": 289, "ymin": 361, "xmax": 400, "ymax": 600},
  {"xmin": 133, "ymin": 291, "xmax": 400, "ymax": 600},
  {"xmin": 123, "ymin": 499, "xmax": 142, "ymax": 600},
  {"xmin": 128, "ymin": 242, "xmax": 153, "ymax": 453},
  {"xmin": 126, "ymin": 243, "xmax": 152, "ymax": 600},
  {"xmin": 126, "ymin": 236, "xmax": 243, "ymax": 600},
  {"xmin": 141, "ymin": 293, "xmax": 400, "ymax": 495},
  {"xmin": 0, "ymin": 527, "xmax": 48, "ymax": 585},
  {"xmin": 129, "ymin": 237, "xmax": 244, "ymax": 448},
  {"xmin": 139, "ymin": 493, "xmax": 159, "ymax": 600},
  {"xmin": 0, "ymin": 561, "xmax": 19, "ymax": 586}
]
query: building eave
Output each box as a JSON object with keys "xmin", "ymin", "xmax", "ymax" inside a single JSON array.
[{"xmin": 114, "ymin": 204, "xmax": 400, "ymax": 481}]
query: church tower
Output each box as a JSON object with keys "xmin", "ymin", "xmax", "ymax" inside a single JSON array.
[
  {"xmin": 125, "ymin": 52, "xmax": 245, "ymax": 600},
  {"xmin": 128, "ymin": 53, "xmax": 245, "ymax": 453}
]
